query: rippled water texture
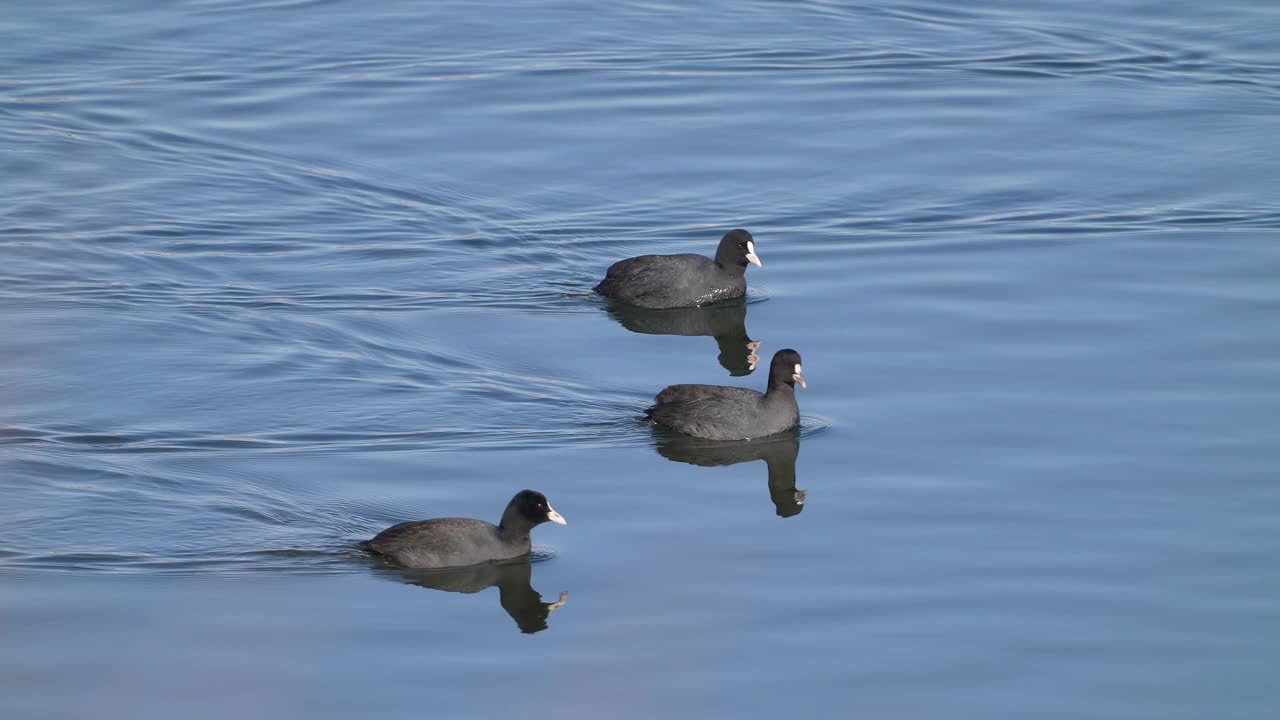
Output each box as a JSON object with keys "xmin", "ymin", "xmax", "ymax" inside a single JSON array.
[{"xmin": 3, "ymin": 1, "xmax": 1280, "ymax": 718}]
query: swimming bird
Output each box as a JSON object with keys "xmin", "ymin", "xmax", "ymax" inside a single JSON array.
[
  {"xmin": 645, "ymin": 349, "xmax": 805, "ymax": 441},
  {"xmin": 594, "ymin": 229, "xmax": 762, "ymax": 309},
  {"xmin": 362, "ymin": 490, "xmax": 566, "ymax": 569}
]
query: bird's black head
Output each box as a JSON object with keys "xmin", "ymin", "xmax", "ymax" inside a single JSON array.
[
  {"xmin": 510, "ymin": 489, "xmax": 567, "ymax": 527},
  {"xmin": 768, "ymin": 348, "xmax": 806, "ymax": 390},
  {"xmin": 714, "ymin": 229, "xmax": 762, "ymax": 271}
]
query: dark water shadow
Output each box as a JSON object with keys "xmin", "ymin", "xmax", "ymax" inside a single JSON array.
[
  {"xmin": 373, "ymin": 558, "xmax": 568, "ymax": 634},
  {"xmin": 603, "ymin": 298, "xmax": 759, "ymax": 376},
  {"xmin": 652, "ymin": 427, "xmax": 805, "ymax": 518}
]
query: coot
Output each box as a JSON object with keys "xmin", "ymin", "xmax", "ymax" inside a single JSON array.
[
  {"xmin": 645, "ymin": 349, "xmax": 806, "ymax": 440},
  {"xmin": 362, "ymin": 489, "xmax": 566, "ymax": 569},
  {"xmin": 594, "ymin": 229, "xmax": 762, "ymax": 308}
]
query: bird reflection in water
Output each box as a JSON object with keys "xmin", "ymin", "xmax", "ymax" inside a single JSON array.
[
  {"xmin": 652, "ymin": 427, "xmax": 806, "ymax": 517},
  {"xmin": 604, "ymin": 298, "xmax": 759, "ymax": 376},
  {"xmin": 382, "ymin": 560, "xmax": 568, "ymax": 634}
]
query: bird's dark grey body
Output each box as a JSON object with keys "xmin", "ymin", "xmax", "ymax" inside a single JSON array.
[
  {"xmin": 648, "ymin": 385, "xmax": 797, "ymax": 441},
  {"xmin": 364, "ymin": 518, "xmax": 531, "ymax": 569},
  {"xmin": 363, "ymin": 490, "xmax": 565, "ymax": 569},
  {"xmin": 596, "ymin": 253, "xmax": 746, "ymax": 308},
  {"xmin": 594, "ymin": 229, "xmax": 760, "ymax": 309},
  {"xmin": 646, "ymin": 349, "xmax": 805, "ymax": 441}
]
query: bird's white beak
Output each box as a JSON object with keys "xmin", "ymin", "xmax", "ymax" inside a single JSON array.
[
  {"xmin": 745, "ymin": 240, "xmax": 762, "ymax": 268},
  {"xmin": 792, "ymin": 363, "xmax": 806, "ymax": 389},
  {"xmin": 546, "ymin": 503, "xmax": 567, "ymax": 525}
]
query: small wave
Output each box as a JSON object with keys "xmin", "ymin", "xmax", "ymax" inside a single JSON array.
[
  {"xmin": 2, "ymin": 549, "xmax": 357, "ymax": 575},
  {"xmin": 799, "ymin": 415, "xmax": 835, "ymax": 439},
  {"xmin": 528, "ymin": 546, "xmax": 558, "ymax": 563},
  {"xmin": 0, "ymin": 541, "xmax": 561, "ymax": 577},
  {"xmin": 8, "ymin": 425, "xmax": 650, "ymax": 456},
  {"xmin": 9, "ymin": 391, "xmax": 653, "ymax": 458},
  {"xmin": 770, "ymin": 203, "xmax": 1280, "ymax": 251}
]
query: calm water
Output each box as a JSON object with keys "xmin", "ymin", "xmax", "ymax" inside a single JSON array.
[{"xmin": 4, "ymin": 1, "xmax": 1280, "ymax": 717}]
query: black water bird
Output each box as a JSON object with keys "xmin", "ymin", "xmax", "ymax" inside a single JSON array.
[
  {"xmin": 362, "ymin": 490, "xmax": 566, "ymax": 569},
  {"xmin": 594, "ymin": 229, "xmax": 762, "ymax": 309},
  {"xmin": 645, "ymin": 349, "xmax": 805, "ymax": 441}
]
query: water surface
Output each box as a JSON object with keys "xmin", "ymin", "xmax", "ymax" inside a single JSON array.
[{"xmin": 3, "ymin": 1, "xmax": 1280, "ymax": 718}]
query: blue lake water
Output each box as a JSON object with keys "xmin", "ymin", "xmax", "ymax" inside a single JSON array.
[{"xmin": 3, "ymin": 1, "xmax": 1280, "ymax": 717}]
